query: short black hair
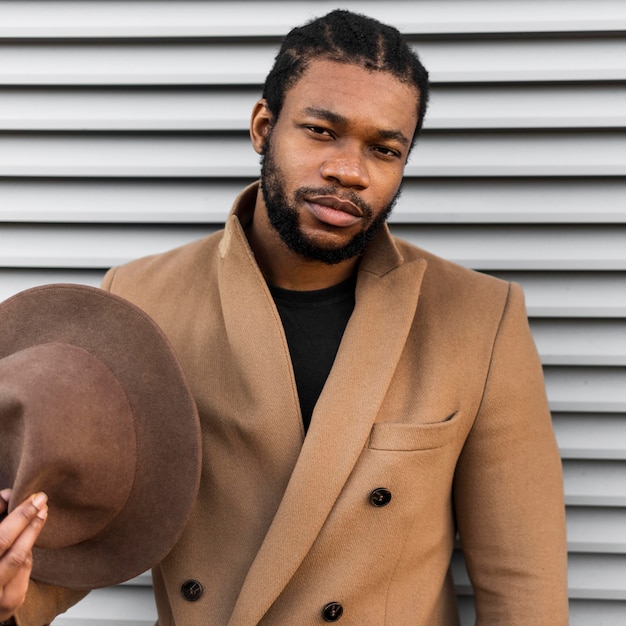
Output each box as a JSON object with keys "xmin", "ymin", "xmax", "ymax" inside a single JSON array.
[{"xmin": 262, "ymin": 9, "xmax": 430, "ymax": 147}]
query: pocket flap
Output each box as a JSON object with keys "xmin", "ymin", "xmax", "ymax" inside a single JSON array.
[{"xmin": 369, "ymin": 411, "xmax": 460, "ymax": 451}]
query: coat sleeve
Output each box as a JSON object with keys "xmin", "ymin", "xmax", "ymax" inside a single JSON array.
[
  {"xmin": 14, "ymin": 581, "xmax": 88, "ymax": 626},
  {"xmin": 453, "ymin": 282, "xmax": 569, "ymax": 624}
]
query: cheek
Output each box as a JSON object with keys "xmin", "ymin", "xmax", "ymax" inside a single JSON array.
[
  {"xmin": 272, "ymin": 137, "xmax": 314, "ymax": 179},
  {"xmin": 370, "ymin": 172, "xmax": 402, "ymax": 205}
]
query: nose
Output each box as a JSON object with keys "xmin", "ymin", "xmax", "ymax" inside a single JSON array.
[{"xmin": 320, "ymin": 143, "xmax": 370, "ymax": 190}]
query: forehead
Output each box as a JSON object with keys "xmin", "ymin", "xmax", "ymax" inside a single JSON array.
[{"xmin": 282, "ymin": 59, "xmax": 419, "ymax": 137}]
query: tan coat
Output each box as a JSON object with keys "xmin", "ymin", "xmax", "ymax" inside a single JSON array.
[{"xmin": 19, "ymin": 183, "xmax": 568, "ymax": 625}]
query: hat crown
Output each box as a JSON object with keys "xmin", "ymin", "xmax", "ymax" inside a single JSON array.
[{"xmin": 0, "ymin": 342, "xmax": 136, "ymax": 549}]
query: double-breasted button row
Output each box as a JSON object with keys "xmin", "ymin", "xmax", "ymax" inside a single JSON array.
[
  {"xmin": 322, "ymin": 601, "xmax": 344, "ymax": 622},
  {"xmin": 369, "ymin": 487, "xmax": 392, "ymax": 507},
  {"xmin": 179, "ymin": 489, "xmax": 390, "ymax": 611},
  {"xmin": 181, "ymin": 582, "xmax": 343, "ymax": 621}
]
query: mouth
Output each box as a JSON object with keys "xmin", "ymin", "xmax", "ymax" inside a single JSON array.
[
  {"xmin": 307, "ymin": 195, "xmax": 364, "ymax": 218},
  {"xmin": 305, "ymin": 197, "xmax": 363, "ymax": 228}
]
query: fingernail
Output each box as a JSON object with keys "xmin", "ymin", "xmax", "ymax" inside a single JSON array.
[
  {"xmin": 0, "ymin": 488, "xmax": 11, "ymax": 502},
  {"xmin": 37, "ymin": 505, "xmax": 48, "ymax": 521},
  {"xmin": 32, "ymin": 492, "xmax": 48, "ymax": 510}
]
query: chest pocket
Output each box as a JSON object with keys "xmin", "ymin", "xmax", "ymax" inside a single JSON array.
[{"xmin": 368, "ymin": 411, "xmax": 460, "ymax": 451}]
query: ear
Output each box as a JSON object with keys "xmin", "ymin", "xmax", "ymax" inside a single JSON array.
[{"xmin": 250, "ymin": 99, "xmax": 273, "ymax": 155}]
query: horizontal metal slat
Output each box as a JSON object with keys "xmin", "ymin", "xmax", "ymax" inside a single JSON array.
[
  {"xmin": 395, "ymin": 225, "xmax": 626, "ymax": 271},
  {"xmin": 394, "ymin": 178, "xmax": 626, "ymax": 223},
  {"xmin": 1, "ymin": 37, "xmax": 625, "ymax": 86},
  {"xmin": 0, "ymin": 179, "xmax": 250, "ymax": 223},
  {"xmin": 428, "ymin": 84, "xmax": 626, "ymax": 131},
  {"xmin": 545, "ymin": 367, "xmax": 626, "ymax": 413},
  {"xmin": 564, "ymin": 460, "xmax": 626, "ymax": 506},
  {"xmin": 0, "ymin": 133, "xmax": 261, "ymax": 178},
  {"xmin": 566, "ymin": 506, "xmax": 626, "ymax": 553},
  {"xmin": 3, "ymin": 224, "xmax": 625, "ymax": 271},
  {"xmin": 2, "ymin": 178, "xmax": 625, "ymax": 225},
  {"xmin": 1, "ymin": 85, "xmax": 625, "ymax": 132},
  {"xmin": 2, "ymin": 131, "xmax": 626, "ymax": 178},
  {"xmin": 0, "ymin": 269, "xmax": 104, "ymax": 301},
  {"xmin": 568, "ymin": 600, "xmax": 626, "ymax": 626},
  {"xmin": 0, "ymin": 41, "xmax": 275, "ymax": 86},
  {"xmin": 0, "ymin": 87, "xmax": 261, "ymax": 132},
  {"xmin": 0, "ymin": 131, "xmax": 616, "ymax": 179},
  {"xmin": 406, "ymin": 130, "xmax": 626, "ymax": 177},
  {"xmin": 2, "ymin": 272, "xmax": 625, "ymax": 336},
  {"xmin": 419, "ymin": 37, "xmax": 626, "ymax": 83},
  {"xmin": 1, "ymin": 178, "xmax": 625, "ymax": 225},
  {"xmin": 0, "ymin": 224, "xmax": 213, "ymax": 268},
  {"xmin": 51, "ymin": 583, "xmax": 156, "ymax": 624},
  {"xmin": 531, "ymin": 319, "xmax": 626, "ymax": 366},
  {"xmin": 2, "ymin": 1, "xmax": 626, "ymax": 37},
  {"xmin": 492, "ymin": 272, "xmax": 626, "ymax": 318},
  {"xmin": 554, "ymin": 413, "xmax": 626, "ymax": 460},
  {"xmin": 567, "ymin": 554, "xmax": 626, "ymax": 600}
]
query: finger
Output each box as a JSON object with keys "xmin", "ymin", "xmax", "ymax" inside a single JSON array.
[
  {"xmin": 0, "ymin": 501, "xmax": 47, "ymax": 582},
  {"xmin": 0, "ymin": 554, "xmax": 32, "ymax": 616},
  {"xmin": 0, "ymin": 490, "xmax": 10, "ymax": 517},
  {"xmin": 0, "ymin": 493, "xmax": 47, "ymax": 555}
]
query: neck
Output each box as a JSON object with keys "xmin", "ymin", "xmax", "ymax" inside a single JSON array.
[{"xmin": 246, "ymin": 191, "xmax": 359, "ymax": 291}]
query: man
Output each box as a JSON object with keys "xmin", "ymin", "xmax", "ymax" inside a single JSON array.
[{"xmin": 1, "ymin": 9, "xmax": 568, "ymax": 625}]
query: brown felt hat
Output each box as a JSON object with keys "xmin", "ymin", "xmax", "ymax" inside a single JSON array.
[{"xmin": 0, "ymin": 284, "xmax": 201, "ymax": 590}]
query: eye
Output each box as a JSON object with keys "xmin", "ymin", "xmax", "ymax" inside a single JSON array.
[
  {"xmin": 304, "ymin": 125, "xmax": 333, "ymax": 138},
  {"xmin": 373, "ymin": 145, "xmax": 401, "ymax": 159}
]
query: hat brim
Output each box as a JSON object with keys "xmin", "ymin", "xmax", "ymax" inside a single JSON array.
[{"xmin": 0, "ymin": 284, "xmax": 201, "ymax": 589}]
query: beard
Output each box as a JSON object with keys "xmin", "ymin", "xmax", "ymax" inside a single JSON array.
[{"xmin": 259, "ymin": 141, "xmax": 400, "ymax": 265}]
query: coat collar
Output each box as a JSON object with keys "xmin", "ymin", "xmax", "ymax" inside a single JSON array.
[
  {"xmin": 222, "ymin": 180, "xmax": 410, "ymax": 279},
  {"xmin": 221, "ymin": 182, "xmax": 427, "ymax": 624}
]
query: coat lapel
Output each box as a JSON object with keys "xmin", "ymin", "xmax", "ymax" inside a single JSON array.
[
  {"xmin": 217, "ymin": 205, "xmax": 305, "ymax": 480},
  {"xmin": 228, "ymin": 224, "xmax": 427, "ymax": 625}
]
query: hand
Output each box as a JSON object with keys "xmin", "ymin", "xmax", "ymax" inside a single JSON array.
[{"xmin": 0, "ymin": 489, "xmax": 48, "ymax": 621}]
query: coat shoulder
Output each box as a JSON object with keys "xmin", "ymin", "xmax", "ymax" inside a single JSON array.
[
  {"xmin": 102, "ymin": 231, "xmax": 223, "ymax": 298},
  {"xmin": 393, "ymin": 236, "xmax": 511, "ymax": 303}
]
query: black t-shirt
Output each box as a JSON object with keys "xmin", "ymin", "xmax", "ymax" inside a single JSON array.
[{"xmin": 269, "ymin": 275, "xmax": 356, "ymax": 432}]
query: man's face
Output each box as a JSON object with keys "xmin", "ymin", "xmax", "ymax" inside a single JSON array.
[{"xmin": 255, "ymin": 59, "xmax": 420, "ymax": 265}]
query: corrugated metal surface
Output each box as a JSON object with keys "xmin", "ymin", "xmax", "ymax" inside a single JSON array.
[{"xmin": 0, "ymin": 1, "xmax": 623, "ymax": 623}]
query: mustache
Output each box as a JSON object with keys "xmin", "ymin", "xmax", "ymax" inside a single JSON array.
[{"xmin": 293, "ymin": 186, "xmax": 373, "ymax": 219}]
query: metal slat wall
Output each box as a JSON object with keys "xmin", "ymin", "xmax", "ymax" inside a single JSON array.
[{"xmin": 1, "ymin": 1, "xmax": 624, "ymax": 624}]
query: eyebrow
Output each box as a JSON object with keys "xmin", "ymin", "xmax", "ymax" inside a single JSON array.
[{"xmin": 303, "ymin": 106, "xmax": 410, "ymax": 147}]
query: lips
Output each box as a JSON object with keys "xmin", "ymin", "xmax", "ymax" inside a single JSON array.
[
  {"xmin": 308, "ymin": 195, "xmax": 364, "ymax": 218},
  {"xmin": 305, "ymin": 197, "xmax": 363, "ymax": 228}
]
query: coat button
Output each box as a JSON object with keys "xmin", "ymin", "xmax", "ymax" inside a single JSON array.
[
  {"xmin": 369, "ymin": 487, "xmax": 392, "ymax": 507},
  {"xmin": 322, "ymin": 602, "xmax": 343, "ymax": 622},
  {"xmin": 181, "ymin": 579, "xmax": 203, "ymax": 602}
]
